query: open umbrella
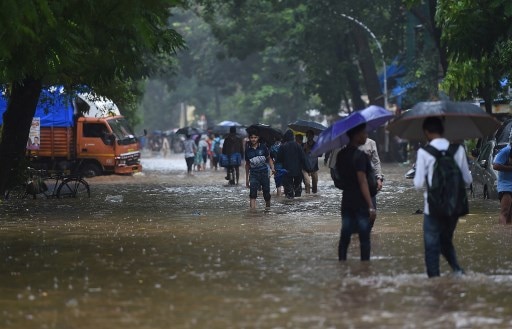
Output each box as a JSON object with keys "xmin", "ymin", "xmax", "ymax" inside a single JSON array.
[
  {"xmin": 288, "ymin": 119, "xmax": 327, "ymax": 135},
  {"xmin": 212, "ymin": 121, "xmax": 246, "ymax": 137},
  {"xmin": 311, "ymin": 105, "xmax": 393, "ymax": 156},
  {"xmin": 246, "ymin": 124, "xmax": 282, "ymax": 144},
  {"xmin": 387, "ymin": 101, "xmax": 501, "ymax": 141},
  {"xmin": 217, "ymin": 120, "xmax": 242, "ymax": 126},
  {"xmin": 176, "ymin": 126, "xmax": 204, "ymax": 136},
  {"xmin": 309, "ymin": 125, "xmax": 335, "ymax": 157}
]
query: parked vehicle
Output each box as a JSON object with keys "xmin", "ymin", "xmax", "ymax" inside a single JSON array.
[
  {"xmin": 470, "ymin": 119, "xmax": 512, "ymax": 199},
  {"xmin": 471, "ymin": 139, "xmax": 500, "ymax": 199},
  {"xmin": 0, "ymin": 88, "xmax": 143, "ymax": 177}
]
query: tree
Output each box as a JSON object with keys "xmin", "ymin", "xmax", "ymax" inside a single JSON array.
[
  {"xmin": 0, "ymin": 0, "xmax": 184, "ymax": 196},
  {"xmin": 436, "ymin": 0, "xmax": 512, "ymax": 113},
  {"xmin": 196, "ymin": 0, "xmax": 403, "ymax": 116}
]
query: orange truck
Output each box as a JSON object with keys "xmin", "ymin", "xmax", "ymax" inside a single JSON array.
[{"xmin": 1, "ymin": 88, "xmax": 143, "ymax": 177}]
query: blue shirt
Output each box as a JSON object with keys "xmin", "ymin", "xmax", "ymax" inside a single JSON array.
[
  {"xmin": 245, "ymin": 143, "xmax": 269, "ymax": 173},
  {"xmin": 493, "ymin": 144, "xmax": 512, "ymax": 192}
]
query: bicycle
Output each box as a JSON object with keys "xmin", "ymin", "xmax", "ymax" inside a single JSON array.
[{"xmin": 5, "ymin": 168, "xmax": 90, "ymax": 200}]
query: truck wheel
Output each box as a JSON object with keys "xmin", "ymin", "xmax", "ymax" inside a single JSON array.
[{"xmin": 80, "ymin": 163, "xmax": 102, "ymax": 178}]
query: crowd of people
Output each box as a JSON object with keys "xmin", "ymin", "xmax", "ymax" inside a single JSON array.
[{"xmin": 175, "ymin": 117, "xmax": 477, "ymax": 279}]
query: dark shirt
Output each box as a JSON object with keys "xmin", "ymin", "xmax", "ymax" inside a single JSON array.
[
  {"xmin": 222, "ymin": 133, "xmax": 243, "ymax": 155},
  {"xmin": 336, "ymin": 145, "xmax": 372, "ymax": 210},
  {"xmin": 277, "ymin": 140, "xmax": 306, "ymax": 176},
  {"xmin": 245, "ymin": 143, "xmax": 270, "ymax": 173}
]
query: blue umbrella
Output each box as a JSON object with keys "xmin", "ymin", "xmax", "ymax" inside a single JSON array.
[
  {"xmin": 217, "ymin": 120, "xmax": 242, "ymax": 126},
  {"xmin": 309, "ymin": 125, "xmax": 335, "ymax": 157},
  {"xmin": 311, "ymin": 105, "xmax": 393, "ymax": 156}
]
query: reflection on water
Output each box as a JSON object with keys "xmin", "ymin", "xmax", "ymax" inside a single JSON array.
[{"xmin": 1, "ymin": 155, "xmax": 512, "ymax": 328}]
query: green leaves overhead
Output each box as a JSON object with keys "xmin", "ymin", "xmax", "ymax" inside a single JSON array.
[
  {"xmin": 0, "ymin": 0, "xmax": 185, "ymax": 89},
  {"xmin": 436, "ymin": 0, "xmax": 512, "ymax": 108}
]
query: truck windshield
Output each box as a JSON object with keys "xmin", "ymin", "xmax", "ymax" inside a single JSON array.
[{"xmin": 107, "ymin": 117, "xmax": 138, "ymax": 145}]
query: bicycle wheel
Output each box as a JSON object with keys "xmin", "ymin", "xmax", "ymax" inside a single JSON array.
[
  {"xmin": 4, "ymin": 184, "xmax": 29, "ymax": 200},
  {"xmin": 57, "ymin": 178, "xmax": 90, "ymax": 199}
]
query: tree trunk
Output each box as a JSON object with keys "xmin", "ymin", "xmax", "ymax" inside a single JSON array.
[
  {"xmin": 342, "ymin": 92, "xmax": 351, "ymax": 113},
  {"xmin": 0, "ymin": 78, "xmax": 42, "ymax": 196},
  {"xmin": 346, "ymin": 65, "xmax": 366, "ymax": 111},
  {"xmin": 352, "ymin": 27, "xmax": 385, "ymax": 108},
  {"xmin": 214, "ymin": 87, "xmax": 221, "ymax": 117},
  {"xmin": 479, "ymin": 83, "xmax": 494, "ymax": 115}
]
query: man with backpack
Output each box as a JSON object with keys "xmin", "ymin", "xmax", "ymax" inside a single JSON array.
[
  {"xmin": 210, "ymin": 133, "xmax": 222, "ymax": 170},
  {"xmin": 413, "ymin": 117, "xmax": 472, "ymax": 278},
  {"xmin": 336, "ymin": 123, "xmax": 377, "ymax": 261}
]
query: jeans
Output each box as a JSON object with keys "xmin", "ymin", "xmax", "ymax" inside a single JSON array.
[
  {"xmin": 423, "ymin": 213, "xmax": 462, "ymax": 277},
  {"xmin": 249, "ymin": 170, "xmax": 271, "ymax": 201},
  {"xmin": 185, "ymin": 157, "xmax": 194, "ymax": 173},
  {"xmin": 283, "ymin": 174, "xmax": 302, "ymax": 198},
  {"xmin": 339, "ymin": 208, "xmax": 372, "ymax": 261}
]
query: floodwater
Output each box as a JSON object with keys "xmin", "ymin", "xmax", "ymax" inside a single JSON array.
[{"xmin": 1, "ymin": 153, "xmax": 512, "ymax": 328}]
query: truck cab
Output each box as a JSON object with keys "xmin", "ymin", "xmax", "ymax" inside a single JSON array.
[{"xmin": 76, "ymin": 116, "xmax": 142, "ymax": 176}]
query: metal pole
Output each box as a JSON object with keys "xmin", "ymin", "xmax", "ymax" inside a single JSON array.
[{"xmin": 338, "ymin": 13, "xmax": 388, "ymax": 110}]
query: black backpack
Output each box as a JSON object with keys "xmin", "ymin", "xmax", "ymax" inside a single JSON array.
[
  {"xmin": 423, "ymin": 144, "xmax": 469, "ymax": 218},
  {"xmin": 333, "ymin": 147, "xmax": 377, "ymax": 196}
]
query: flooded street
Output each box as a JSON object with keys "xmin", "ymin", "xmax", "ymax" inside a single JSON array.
[{"xmin": 1, "ymin": 153, "xmax": 512, "ymax": 328}]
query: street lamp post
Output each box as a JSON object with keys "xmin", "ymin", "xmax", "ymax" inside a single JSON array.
[{"xmin": 338, "ymin": 13, "xmax": 388, "ymax": 110}]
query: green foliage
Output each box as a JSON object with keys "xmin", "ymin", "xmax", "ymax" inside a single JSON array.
[
  {"xmin": 0, "ymin": 0, "xmax": 185, "ymax": 119},
  {"xmin": 436, "ymin": 0, "xmax": 512, "ymax": 101},
  {"xmin": 165, "ymin": 0, "xmax": 402, "ymax": 127}
]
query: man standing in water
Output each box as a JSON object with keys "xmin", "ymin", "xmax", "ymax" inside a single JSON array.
[
  {"xmin": 245, "ymin": 127, "xmax": 275, "ymax": 209},
  {"xmin": 222, "ymin": 126, "xmax": 244, "ymax": 184},
  {"xmin": 183, "ymin": 134, "xmax": 197, "ymax": 176},
  {"xmin": 414, "ymin": 117, "xmax": 472, "ymax": 277},
  {"xmin": 302, "ymin": 130, "xmax": 320, "ymax": 194},
  {"xmin": 336, "ymin": 123, "xmax": 376, "ymax": 261},
  {"xmin": 278, "ymin": 130, "xmax": 307, "ymax": 199},
  {"xmin": 492, "ymin": 130, "xmax": 512, "ymax": 224}
]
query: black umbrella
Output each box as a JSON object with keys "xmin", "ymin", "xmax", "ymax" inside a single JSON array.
[
  {"xmin": 176, "ymin": 126, "xmax": 204, "ymax": 136},
  {"xmin": 387, "ymin": 101, "xmax": 501, "ymax": 141},
  {"xmin": 246, "ymin": 124, "xmax": 282, "ymax": 144},
  {"xmin": 288, "ymin": 119, "xmax": 327, "ymax": 135}
]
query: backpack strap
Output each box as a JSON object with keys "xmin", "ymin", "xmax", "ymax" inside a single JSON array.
[
  {"xmin": 422, "ymin": 144, "xmax": 442, "ymax": 159},
  {"xmin": 447, "ymin": 143, "xmax": 461, "ymax": 157},
  {"xmin": 423, "ymin": 144, "xmax": 461, "ymax": 158}
]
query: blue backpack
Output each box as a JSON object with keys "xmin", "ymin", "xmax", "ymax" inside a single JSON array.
[
  {"xmin": 213, "ymin": 139, "xmax": 221, "ymax": 157},
  {"xmin": 423, "ymin": 144, "xmax": 469, "ymax": 217}
]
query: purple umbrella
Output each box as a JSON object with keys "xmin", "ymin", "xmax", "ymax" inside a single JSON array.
[{"xmin": 311, "ymin": 105, "xmax": 393, "ymax": 156}]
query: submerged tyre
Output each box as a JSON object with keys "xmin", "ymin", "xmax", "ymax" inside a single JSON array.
[{"xmin": 80, "ymin": 163, "xmax": 102, "ymax": 178}]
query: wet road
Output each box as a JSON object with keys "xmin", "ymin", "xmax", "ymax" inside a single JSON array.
[{"xmin": 1, "ymin": 153, "xmax": 511, "ymax": 328}]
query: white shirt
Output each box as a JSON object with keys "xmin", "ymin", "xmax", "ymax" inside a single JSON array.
[
  {"xmin": 359, "ymin": 138, "xmax": 383, "ymax": 178},
  {"xmin": 413, "ymin": 138, "xmax": 472, "ymax": 215},
  {"xmin": 328, "ymin": 138, "xmax": 383, "ymax": 178}
]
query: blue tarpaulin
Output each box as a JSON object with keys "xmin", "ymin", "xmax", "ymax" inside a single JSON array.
[{"xmin": 0, "ymin": 87, "xmax": 74, "ymax": 127}]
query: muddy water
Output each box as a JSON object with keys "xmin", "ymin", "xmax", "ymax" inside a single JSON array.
[{"xmin": 1, "ymin": 154, "xmax": 512, "ymax": 328}]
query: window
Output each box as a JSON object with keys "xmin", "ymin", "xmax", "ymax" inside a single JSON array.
[{"xmin": 83, "ymin": 123, "xmax": 108, "ymax": 138}]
